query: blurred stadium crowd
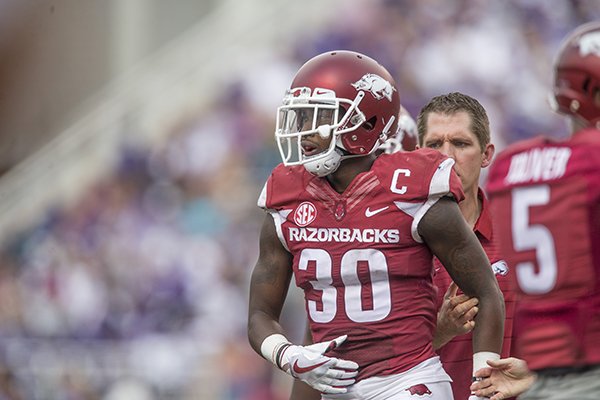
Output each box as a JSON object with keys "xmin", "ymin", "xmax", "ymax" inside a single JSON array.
[{"xmin": 0, "ymin": 0, "xmax": 599, "ymax": 399}]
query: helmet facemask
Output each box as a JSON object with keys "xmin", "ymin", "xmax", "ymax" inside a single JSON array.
[{"xmin": 275, "ymin": 87, "xmax": 367, "ymax": 176}]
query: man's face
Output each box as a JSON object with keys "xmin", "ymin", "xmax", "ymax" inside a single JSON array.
[
  {"xmin": 298, "ymin": 108, "xmax": 336, "ymax": 157},
  {"xmin": 421, "ymin": 111, "xmax": 492, "ymax": 194}
]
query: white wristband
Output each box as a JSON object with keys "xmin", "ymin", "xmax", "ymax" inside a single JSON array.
[
  {"xmin": 473, "ymin": 351, "xmax": 500, "ymax": 375},
  {"xmin": 260, "ymin": 333, "xmax": 290, "ymax": 365}
]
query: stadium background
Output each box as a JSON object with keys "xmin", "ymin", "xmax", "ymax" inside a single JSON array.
[{"xmin": 0, "ymin": 0, "xmax": 598, "ymax": 398}]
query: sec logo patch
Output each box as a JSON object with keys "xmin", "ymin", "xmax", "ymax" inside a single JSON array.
[{"xmin": 294, "ymin": 202, "xmax": 317, "ymax": 227}]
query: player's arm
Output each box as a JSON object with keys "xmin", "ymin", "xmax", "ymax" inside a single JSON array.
[
  {"xmin": 248, "ymin": 213, "xmax": 294, "ymax": 352},
  {"xmin": 419, "ymin": 197, "xmax": 505, "ymax": 371},
  {"xmin": 248, "ymin": 214, "xmax": 358, "ymax": 394},
  {"xmin": 289, "ymin": 325, "xmax": 322, "ymax": 400}
]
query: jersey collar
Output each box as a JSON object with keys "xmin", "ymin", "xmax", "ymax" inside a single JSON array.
[{"xmin": 474, "ymin": 187, "xmax": 493, "ymax": 241}]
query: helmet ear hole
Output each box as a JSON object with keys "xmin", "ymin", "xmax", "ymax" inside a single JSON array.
[
  {"xmin": 582, "ymin": 77, "xmax": 591, "ymax": 92},
  {"xmin": 363, "ymin": 116, "xmax": 377, "ymax": 131}
]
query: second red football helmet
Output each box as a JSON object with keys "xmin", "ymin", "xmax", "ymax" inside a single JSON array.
[
  {"xmin": 275, "ymin": 50, "xmax": 400, "ymax": 176},
  {"xmin": 552, "ymin": 22, "xmax": 600, "ymax": 126},
  {"xmin": 379, "ymin": 106, "xmax": 418, "ymax": 154}
]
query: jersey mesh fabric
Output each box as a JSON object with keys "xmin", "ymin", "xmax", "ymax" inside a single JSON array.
[
  {"xmin": 486, "ymin": 129, "xmax": 600, "ymax": 372},
  {"xmin": 259, "ymin": 148, "xmax": 464, "ymax": 381}
]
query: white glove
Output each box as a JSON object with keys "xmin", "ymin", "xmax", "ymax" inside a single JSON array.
[{"xmin": 261, "ymin": 334, "xmax": 358, "ymax": 394}]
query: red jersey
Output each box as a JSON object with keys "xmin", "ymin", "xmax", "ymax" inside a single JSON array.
[
  {"xmin": 486, "ymin": 128, "xmax": 600, "ymax": 371},
  {"xmin": 258, "ymin": 149, "xmax": 464, "ymax": 381},
  {"xmin": 433, "ymin": 188, "xmax": 516, "ymax": 399}
]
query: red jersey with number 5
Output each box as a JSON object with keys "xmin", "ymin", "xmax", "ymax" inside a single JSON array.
[
  {"xmin": 258, "ymin": 148, "xmax": 463, "ymax": 380},
  {"xmin": 486, "ymin": 128, "xmax": 600, "ymax": 371}
]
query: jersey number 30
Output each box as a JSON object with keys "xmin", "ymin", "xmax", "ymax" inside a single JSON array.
[{"xmin": 299, "ymin": 248, "xmax": 391, "ymax": 323}]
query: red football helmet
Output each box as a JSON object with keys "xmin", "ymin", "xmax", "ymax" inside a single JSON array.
[
  {"xmin": 275, "ymin": 50, "xmax": 400, "ymax": 176},
  {"xmin": 379, "ymin": 106, "xmax": 418, "ymax": 154},
  {"xmin": 552, "ymin": 22, "xmax": 600, "ymax": 126}
]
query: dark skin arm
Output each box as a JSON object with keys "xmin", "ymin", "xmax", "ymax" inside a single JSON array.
[
  {"xmin": 418, "ymin": 196, "xmax": 504, "ymax": 355},
  {"xmin": 247, "ymin": 213, "xmax": 294, "ymax": 356}
]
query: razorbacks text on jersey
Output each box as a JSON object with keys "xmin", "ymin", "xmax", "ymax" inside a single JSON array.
[
  {"xmin": 486, "ymin": 128, "xmax": 600, "ymax": 371},
  {"xmin": 258, "ymin": 148, "xmax": 464, "ymax": 380}
]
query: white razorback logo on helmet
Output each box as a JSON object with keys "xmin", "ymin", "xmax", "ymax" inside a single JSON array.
[
  {"xmin": 491, "ymin": 260, "xmax": 509, "ymax": 276},
  {"xmin": 578, "ymin": 31, "xmax": 600, "ymax": 57},
  {"xmin": 352, "ymin": 74, "xmax": 396, "ymax": 101}
]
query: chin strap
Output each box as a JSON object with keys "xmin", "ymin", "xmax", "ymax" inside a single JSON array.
[{"xmin": 304, "ymin": 148, "xmax": 343, "ymax": 177}]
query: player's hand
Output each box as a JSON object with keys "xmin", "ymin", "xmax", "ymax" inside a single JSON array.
[
  {"xmin": 278, "ymin": 335, "xmax": 359, "ymax": 394},
  {"xmin": 433, "ymin": 282, "xmax": 479, "ymax": 349},
  {"xmin": 470, "ymin": 357, "xmax": 536, "ymax": 400}
]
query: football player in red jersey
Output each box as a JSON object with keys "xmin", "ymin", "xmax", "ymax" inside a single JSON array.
[
  {"xmin": 288, "ymin": 94, "xmax": 512, "ymax": 400},
  {"xmin": 287, "ymin": 106, "xmax": 424, "ymax": 400},
  {"xmin": 247, "ymin": 50, "xmax": 505, "ymax": 399},
  {"xmin": 417, "ymin": 92, "xmax": 517, "ymax": 400},
  {"xmin": 470, "ymin": 22, "xmax": 600, "ymax": 400}
]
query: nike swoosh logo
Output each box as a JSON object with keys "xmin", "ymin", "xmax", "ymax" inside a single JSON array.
[
  {"xmin": 365, "ymin": 206, "xmax": 389, "ymax": 217},
  {"xmin": 292, "ymin": 359, "xmax": 328, "ymax": 375}
]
